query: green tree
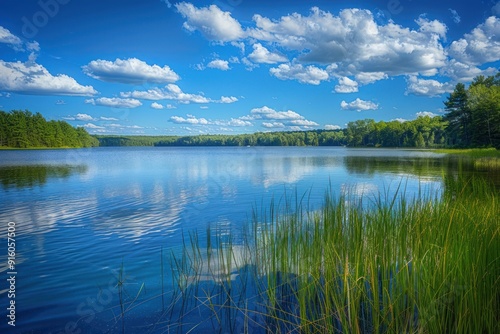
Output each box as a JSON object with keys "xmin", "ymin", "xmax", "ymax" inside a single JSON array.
[{"xmin": 443, "ymin": 83, "xmax": 471, "ymax": 147}]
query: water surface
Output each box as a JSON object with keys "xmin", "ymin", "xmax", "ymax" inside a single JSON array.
[{"xmin": 0, "ymin": 147, "xmax": 493, "ymax": 333}]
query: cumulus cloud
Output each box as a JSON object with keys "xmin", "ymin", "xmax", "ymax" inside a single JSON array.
[
  {"xmin": 75, "ymin": 113, "xmax": 95, "ymax": 121},
  {"xmin": 83, "ymin": 58, "xmax": 180, "ymax": 84},
  {"xmin": 334, "ymin": 77, "xmax": 359, "ymax": 93},
  {"xmin": 248, "ymin": 106, "xmax": 318, "ymax": 129},
  {"xmin": 0, "ymin": 26, "xmax": 23, "ymax": 49},
  {"xmin": 288, "ymin": 119, "xmax": 319, "ymax": 126},
  {"xmin": 262, "ymin": 122, "xmax": 285, "ymax": 128},
  {"xmin": 440, "ymin": 59, "xmax": 498, "ymax": 82},
  {"xmin": 122, "ymin": 84, "xmax": 211, "ymax": 103},
  {"xmin": 175, "ymin": 2, "xmax": 244, "ymax": 42},
  {"xmin": 0, "ymin": 60, "xmax": 97, "ymax": 96},
  {"xmin": 219, "ymin": 96, "xmax": 238, "ymax": 103},
  {"xmin": 416, "ymin": 111, "xmax": 439, "ymax": 118},
  {"xmin": 207, "ymin": 59, "xmax": 230, "ymax": 70},
  {"xmin": 250, "ymin": 106, "xmax": 304, "ymax": 120},
  {"xmin": 214, "ymin": 118, "xmax": 253, "ymax": 127},
  {"xmin": 354, "ymin": 72, "xmax": 388, "ymax": 84},
  {"xmin": 83, "ymin": 123, "xmax": 105, "ymax": 129},
  {"xmin": 85, "ymin": 97, "xmax": 142, "ymax": 108},
  {"xmin": 248, "ymin": 43, "xmax": 288, "ymax": 64},
  {"xmin": 100, "ymin": 116, "xmax": 119, "ymax": 121},
  {"xmin": 270, "ymin": 63, "xmax": 329, "ymax": 85},
  {"xmin": 340, "ymin": 98, "xmax": 378, "ymax": 111},
  {"xmin": 448, "ymin": 16, "xmax": 500, "ymax": 65},
  {"xmin": 415, "ymin": 16, "xmax": 447, "ymax": 39},
  {"xmin": 405, "ymin": 75, "xmax": 454, "ymax": 97},
  {"xmin": 247, "ymin": 7, "xmax": 447, "ymax": 77},
  {"xmin": 151, "ymin": 102, "xmax": 164, "ymax": 109},
  {"xmin": 170, "ymin": 115, "xmax": 210, "ymax": 125},
  {"xmin": 325, "ymin": 125, "xmax": 341, "ymax": 130}
]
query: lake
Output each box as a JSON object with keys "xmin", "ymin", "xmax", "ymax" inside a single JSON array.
[{"xmin": 0, "ymin": 147, "xmax": 497, "ymax": 333}]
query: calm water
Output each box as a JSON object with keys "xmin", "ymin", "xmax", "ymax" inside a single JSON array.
[{"xmin": 0, "ymin": 147, "xmax": 494, "ymax": 333}]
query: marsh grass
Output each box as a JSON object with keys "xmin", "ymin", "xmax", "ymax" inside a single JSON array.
[
  {"xmin": 434, "ymin": 147, "xmax": 500, "ymax": 157},
  {"xmin": 167, "ymin": 178, "xmax": 499, "ymax": 333}
]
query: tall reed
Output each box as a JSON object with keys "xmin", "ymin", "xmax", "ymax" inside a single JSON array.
[{"xmin": 169, "ymin": 177, "xmax": 500, "ymax": 333}]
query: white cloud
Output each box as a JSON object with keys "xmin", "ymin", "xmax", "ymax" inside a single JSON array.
[
  {"xmin": 354, "ymin": 72, "xmax": 388, "ymax": 84},
  {"xmin": 340, "ymin": 98, "xmax": 378, "ymax": 111},
  {"xmin": 100, "ymin": 116, "xmax": 119, "ymax": 121},
  {"xmin": 248, "ymin": 106, "xmax": 318, "ymax": 129},
  {"xmin": 415, "ymin": 16, "xmax": 447, "ymax": 39},
  {"xmin": 225, "ymin": 118, "xmax": 253, "ymax": 127},
  {"xmin": 83, "ymin": 58, "xmax": 180, "ymax": 84},
  {"xmin": 169, "ymin": 115, "xmax": 210, "ymax": 125},
  {"xmin": 248, "ymin": 43, "xmax": 288, "ymax": 64},
  {"xmin": 405, "ymin": 75, "xmax": 454, "ymax": 97},
  {"xmin": 175, "ymin": 2, "xmax": 244, "ymax": 42},
  {"xmin": 122, "ymin": 84, "xmax": 211, "ymax": 104},
  {"xmin": 247, "ymin": 7, "xmax": 447, "ymax": 77},
  {"xmin": 449, "ymin": 9, "xmax": 461, "ymax": 24},
  {"xmin": 334, "ymin": 77, "xmax": 359, "ymax": 93},
  {"xmin": 55, "ymin": 100, "xmax": 66, "ymax": 105},
  {"xmin": 151, "ymin": 102, "xmax": 164, "ymax": 109},
  {"xmin": 0, "ymin": 60, "xmax": 97, "ymax": 96},
  {"xmin": 231, "ymin": 41, "xmax": 245, "ymax": 53},
  {"xmin": 325, "ymin": 124, "xmax": 341, "ymax": 130},
  {"xmin": 207, "ymin": 59, "xmax": 230, "ymax": 70},
  {"xmin": 75, "ymin": 113, "xmax": 95, "ymax": 121},
  {"xmin": 85, "ymin": 97, "xmax": 142, "ymax": 108},
  {"xmin": 416, "ymin": 111, "xmax": 439, "ymax": 118},
  {"xmin": 166, "ymin": 104, "xmax": 177, "ymax": 109},
  {"xmin": 83, "ymin": 123, "xmax": 105, "ymax": 129},
  {"xmin": 288, "ymin": 119, "xmax": 319, "ymax": 126},
  {"xmin": 269, "ymin": 63, "xmax": 329, "ymax": 85},
  {"xmin": 250, "ymin": 106, "xmax": 304, "ymax": 120},
  {"xmin": 107, "ymin": 124, "xmax": 144, "ymax": 129},
  {"xmin": 262, "ymin": 122, "xmax": 285, "ymax": 128},
  {"xmin": 0, "ymin": 26, "xmax": 23, "ymax": 49},
  {"xmin": 161, "ymin": 0, "xmax": 172, "ymax": 9},
  {"xmin": 219, "ymin": 96, "xmax": 238, "ymax": 103},
  {"xmin": 448, "ymin": 16, "xmax": 500, "ymax": 65},
  {"xmin": 241, "ymin": 57, "xmax": 259, "ymax": 71},
  {"xmin": 440, "ymin": 59, "xmax": 498, "ymax": 82}
]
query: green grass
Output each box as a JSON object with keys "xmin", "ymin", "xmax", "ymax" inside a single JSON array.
[
  {"xmin": 434, "ymin": 147, "xmax": 500, "ymax": 157},
  {"xmin": 168, "ymin": 179, "xmax": 499, "ymax": 333}
]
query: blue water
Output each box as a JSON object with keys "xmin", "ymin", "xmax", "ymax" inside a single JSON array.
[{"xmin": 0, "ymin": 147, "xmax": 446, "ymax": 333}]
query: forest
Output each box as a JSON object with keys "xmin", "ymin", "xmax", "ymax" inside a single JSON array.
[
  {"xmin": 96, "ymin": 117, "xmax": 443, "ymax": 148},
  {"xmin": 0, "ymin": 110, "xmax": 98, "ymax": 148},
  {"xmin": 1, "ymin": 74, "xmax": 499, "ymax": 149}
]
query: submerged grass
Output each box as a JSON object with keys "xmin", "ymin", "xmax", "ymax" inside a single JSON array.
[{"xmin": 168, "ymin": 178, "xmax": 499, "ymax": 333}]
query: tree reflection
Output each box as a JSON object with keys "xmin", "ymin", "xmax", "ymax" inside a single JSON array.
[{"xmin": 0, "ymin": 165, "xmax": 87, "ymax": 189}]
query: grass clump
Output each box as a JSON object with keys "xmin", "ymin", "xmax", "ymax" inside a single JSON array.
[
  {"xmin": 434, "ymin": 147, "xmax": 500, "ymax": 157},
  {"xmin": 169, "ymin": 178, "xmax": 500, "ymax": 333}
]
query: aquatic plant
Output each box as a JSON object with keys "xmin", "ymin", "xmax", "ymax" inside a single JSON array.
[{"xmin": 167, "ymin": 178, "xmax": 499, "ymax": 333}]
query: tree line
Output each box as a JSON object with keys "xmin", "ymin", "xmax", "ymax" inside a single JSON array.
[
  {"xmin": 97, "ymin": 130, "xmax": 347, "ymax": 147},
  {"xmin": 2, "ymin": 74, "xmax": 498, "ymax": 149},
  {"xmin": 0, "ymin": 110, "xmax": 98, "ymax": 148}
]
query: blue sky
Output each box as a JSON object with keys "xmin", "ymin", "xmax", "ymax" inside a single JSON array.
[{"xmin": 0, "ymin": 0, "xmax": 499, "ymax": 135}]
